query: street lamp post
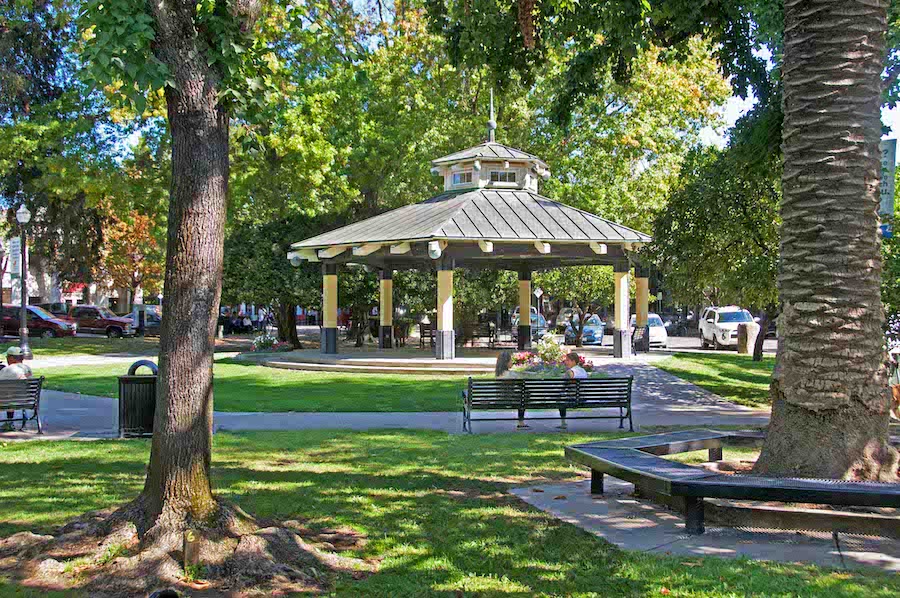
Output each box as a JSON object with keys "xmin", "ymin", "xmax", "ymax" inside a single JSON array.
[{"xmin": 16, "ymin": 204, "xmax": 32, "ymax": 360}]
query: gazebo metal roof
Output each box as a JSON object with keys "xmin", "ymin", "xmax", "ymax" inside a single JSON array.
[
  {"xmin": 293, "ymin": 189, "xmax": 649, "ymax": 248},
  {"xmin": 291, "ymin": 189, "xmax": 650, "ymax": 271},
  {"xmin": 431, "ymin": 142, "xmax": 548, "ymax": 169}
]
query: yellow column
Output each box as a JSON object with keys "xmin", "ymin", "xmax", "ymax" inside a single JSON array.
[
  {"xmin": 519, "ymin": 279, "xmax": 531, "ymax": 322},
  {"xmin": 322, "ymin": 263, "xmax": 338, "ymax": 353},
  {"xmin": 518, "ymin": 267, "xmax": 532, "ymax": 350},
  {"xmin": 636, "ymin": 276, "xmax": 649, "ymax": 328},
  {"xmin": 437, "ymin": 269, "xmax": 453, "ymax": 331},
  {"xmin": 323, "ymin": 274, "xmax": 337, "ymax": 327},
  {"xmin": 380, "ymin": 278, "xmax": 393, "ymax": 327}
]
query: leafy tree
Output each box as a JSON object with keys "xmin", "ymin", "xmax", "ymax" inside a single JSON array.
[
  {"xmin": 100, "ymin": 212, "xmax": 164, "ymax": 309},
  {"xmin": 651, "ymin": 103, "xmax": 780, "ymax": 310},
  {"xmin": 79, "ymin": 0, "xmax": 277, "ymax": 547},
  {"xmin": 535, "ymin": 266, "xmax": 614, "ymax": 346},
  {"xmin": 223, "ymin": 216, "xmax": 323, "ymax": 347},
  {"xmin": 0, "ymin": 2, "xmax": 120, "ymax": 294},
  {"xmin": 454, "ymin": 269, "xmax": 516, "ymax": 343},
  {"xmin": 429, "ymin": 0, "xmax": 899, "ymax": 479}
]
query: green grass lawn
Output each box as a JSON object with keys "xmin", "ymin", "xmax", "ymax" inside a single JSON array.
[
  {"xmin": 43, "ymin": 358, "xmax": 465, "ymax": 412},
  {"xmin": 0, "ymin": 336, "xmax": 161, "ymax": 358},
  {"xmin": 0, "ymin": 430, "xmax": 895, "ymax": 596},
  {"xmin": 656, "ymin": 352, "xmax": 775, "ymax": 408}
]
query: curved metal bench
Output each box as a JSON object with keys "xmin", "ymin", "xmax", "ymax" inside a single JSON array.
[{"xmin": 566, "ymin": 429, "xmax": 900, "ymax": 534}]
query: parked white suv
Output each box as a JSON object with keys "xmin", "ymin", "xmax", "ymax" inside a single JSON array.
[{"xmin": 699, "ymin": 306, "xmax": 758, "ymax": 350}]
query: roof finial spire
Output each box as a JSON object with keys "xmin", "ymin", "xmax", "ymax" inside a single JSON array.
[{"xmin": 487, "ymin": 88, "xmax": 497, "ymax": 143}]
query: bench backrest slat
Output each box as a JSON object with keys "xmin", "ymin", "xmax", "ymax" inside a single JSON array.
[
  {"xmin": 0, "ymin": 377, "xmax": 44, "ymax": 409},
  {"xmin": 466, "ymin": 376, "xmax": 632, "ymax": 409}
]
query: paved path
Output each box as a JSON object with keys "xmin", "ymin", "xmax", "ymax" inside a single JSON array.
[
  {"xmin": 1, "ymin": 362, "xmax": 768, "ymax": 440},
  {"xmin": 512, "ymin": 478, "xmax": 900, "ymax": 572}
]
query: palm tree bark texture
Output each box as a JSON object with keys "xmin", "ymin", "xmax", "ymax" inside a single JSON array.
[{"xmin": 755, "ymin": 0, "xmax": 899, "ymax": 480}]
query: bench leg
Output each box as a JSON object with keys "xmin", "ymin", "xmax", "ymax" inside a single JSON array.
[
  {"xmin": 590, "ymin": 470, "xmax": 604, "ymax": 495},
  {"xmin": 708, "ymin": 446, "xmax": 723, "ymax": 462},
  {"xmin": 618, "ymin": 406, "xmax": 624, "ymax": 429},
  {"xmin": 684, "ymin": 497, "xmax": 705, "ymax": 535},
  {"xmin": 558, "ymin": 408, "xmax": 567, "ymax": 430}
]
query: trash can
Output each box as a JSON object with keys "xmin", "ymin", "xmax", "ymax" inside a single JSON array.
[{"xmin": 118, "ymin": 360, "xmax": 158, "ymax": 438}]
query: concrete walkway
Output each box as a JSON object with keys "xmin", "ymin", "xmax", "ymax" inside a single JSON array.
[
  {"xmin": 512, "ymin": 478, "xmax": 900, "ymax": 572},
  {"xmin": 1, "ymin": 362, "xmax": 769, "ymax": 440}
]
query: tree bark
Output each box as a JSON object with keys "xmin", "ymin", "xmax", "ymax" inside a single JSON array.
[
  {"xmin": 752, "ymin": 311, "xmax": 767, "ymax": 362},
  {"xmin": 136, "ymin": 1, "xmax": 232, "ymax": 536},
  {"xmin": 754, "ymin": 0, "xmax": 898, "ymax": 480},
  {"xmin": 275, "ymin": 301, "xmax": 300, "ymax": 347}
]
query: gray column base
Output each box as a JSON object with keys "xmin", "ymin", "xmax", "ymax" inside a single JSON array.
[
  {"xmin": 379, "ymin": 325, "xmax": 393, "ymax": 349},
  {"xmin": 613, "ymin": 329, "xmax": 632, "ymax": 358},
  {"xmin": 435, "ymin": 330, "xmax": 455, "ymax": 360},
  {"xmin": 321, "ymin": 327, "xmax": 338, "ymax": 354},
  {"xmin": 633, "ymin": 325, "xmax": 650, "ymax": 352},
  {"xmin": 517, "ymin": 325, "xmax": 532, "ymax": 350}
]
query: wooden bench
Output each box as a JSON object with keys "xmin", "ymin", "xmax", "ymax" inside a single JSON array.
[
  {"xmin": 0, "ymin": 377, "xmax": 44, "ymax": 433},
  {"xmin": 566, "ymin": 429, "xmax": 900, "ymax": 535},
  {"xmin": 462, "ymin": 376, "xmax": 633, "ymax": 432}
]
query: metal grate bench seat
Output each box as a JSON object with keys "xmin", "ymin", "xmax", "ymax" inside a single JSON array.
[{"xmin": 566, "ymin": 429, "xmax": 900, "ymax": 534}]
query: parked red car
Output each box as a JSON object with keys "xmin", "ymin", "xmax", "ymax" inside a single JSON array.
[
  {"xmin": 65, "ymin": 305, "xmax": 135, "ymax": 338},
  {"xmin": 0, "ymin": 305, "xmax": 78, "ymax": 338}
]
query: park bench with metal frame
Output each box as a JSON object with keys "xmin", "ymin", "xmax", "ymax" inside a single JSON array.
[
  {"xmin": 566, "ymin": 429, "xmax": 900, "ymax": 535},
  {"xmin": 467, "ymin": 323, "xmax": 495, "ymax": 347},
  {"xmin": 462, "ymin": 376, "xmax": 633, "ymax": 432},
  {"xmin": 419, "ymin": 321, "xmax": 436, "ymax": 349},
  {"xmin": 0, "ymin": 377, "xmax": 44, "ymax": 433}
]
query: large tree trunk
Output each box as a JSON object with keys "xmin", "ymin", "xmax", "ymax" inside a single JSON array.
[
  {"xmin": 134, "ymin": 1, "xmax": 238, "ymax": 540},
  {"xmin": 755, "ymin": 0, "xmax": 898, "ymax": 480},
  {"xmin": 275, "ymin": 301, "xmax": 301, "ymax": 347}
]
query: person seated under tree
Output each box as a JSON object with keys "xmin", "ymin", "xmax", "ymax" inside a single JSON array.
[{"xmin": 0, "ymin": 347, "xmax": 32, "ymax": 430}]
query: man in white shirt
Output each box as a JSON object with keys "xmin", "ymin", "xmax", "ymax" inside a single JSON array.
[{"xmin": 1, "ymin": 346, "xmax": 33, "ymax": 429}]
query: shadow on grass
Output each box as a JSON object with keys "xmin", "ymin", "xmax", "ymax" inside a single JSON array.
[
  {"xmin": 656, "ymin": 353, "xmax": 774, "ymax": 407},
  {"xmin": 0, "ymin": 431, "xmax": 896, "ymax": 596}
]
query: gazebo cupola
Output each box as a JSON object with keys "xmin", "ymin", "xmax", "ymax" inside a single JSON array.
[
  {"xmin": 289, "ymin": 96, "xmax": 653, "ymax": 360},
  {"xmin": 430, "ymin": 96, "xmax": 551, "ymax": 194}
]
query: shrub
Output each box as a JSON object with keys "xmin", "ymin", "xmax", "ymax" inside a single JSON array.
[
  {"xmin": 251, "ymin": 334, "xmax": 294, "ymax": 352},
  {"xmin": 535, "ymin": 333, "xmax": 565, "ymax": 364}
]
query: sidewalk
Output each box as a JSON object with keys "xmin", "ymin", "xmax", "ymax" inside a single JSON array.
[{"xmin": 1, "ymin": 362, "xmax": 769, "ymax": 439}]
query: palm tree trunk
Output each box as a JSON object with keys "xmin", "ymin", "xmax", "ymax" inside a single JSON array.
[{"xmin": 754, "ymin": 0, "xmax": 898, "ymax": 480}]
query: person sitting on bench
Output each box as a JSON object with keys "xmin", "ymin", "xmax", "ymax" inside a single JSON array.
[
  {"xmin": 563, "ymin": 352, "xmax": 588, "ymax": 379},
  {"xmin": 0, "ymin": 347, "xmax": 32, "ymax": 430}
]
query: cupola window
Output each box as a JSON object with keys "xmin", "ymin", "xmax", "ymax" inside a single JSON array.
[
  {"xmin": 490, "ymin": 170, "xmax": 517, "ymax": 183},
  {"xmin": 451, "ymin": 170, "xmax": 473, "ymax": 186}
]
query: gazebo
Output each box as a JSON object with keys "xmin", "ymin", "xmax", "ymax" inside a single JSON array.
[{"xmin": 289, "ymin": 112, "xmax": 652, "ymax": 360}]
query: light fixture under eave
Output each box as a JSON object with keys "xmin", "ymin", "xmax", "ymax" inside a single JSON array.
[{"xmin": 534, "ymin": 241, "xmax": 551, "ymax": 254}]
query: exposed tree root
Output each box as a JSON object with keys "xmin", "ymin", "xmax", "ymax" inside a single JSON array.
[{"xmin": 0, "ymin": 497, "xmax": 376, "ymax": 596}]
